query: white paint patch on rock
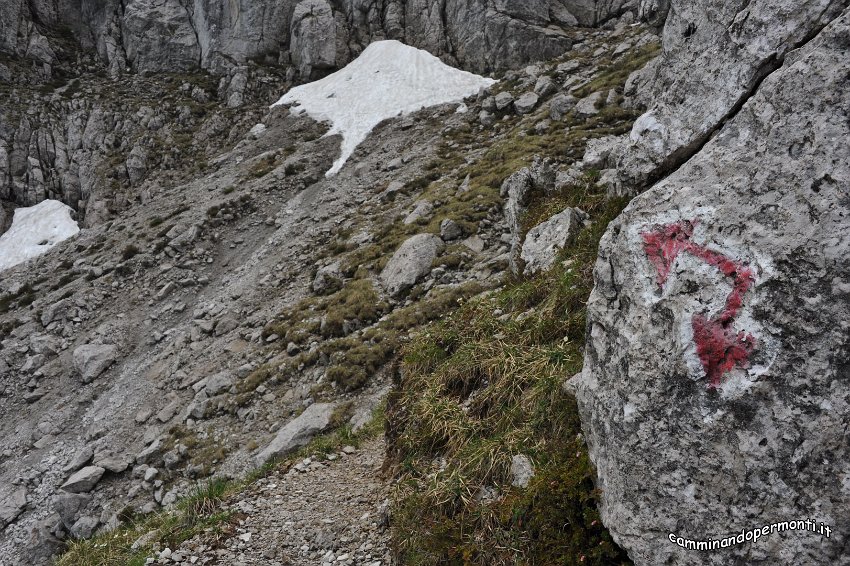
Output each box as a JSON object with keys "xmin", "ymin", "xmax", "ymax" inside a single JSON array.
[
  {"xmin": 273, "ymin": 40, "xmax": 496, "ymax": 176},
  {"xmin": 618, "ymin": 204, "xmax": 778, "ymax": 395}
]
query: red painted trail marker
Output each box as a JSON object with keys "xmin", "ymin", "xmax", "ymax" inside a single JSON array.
[{"xmin": 641, "ymin": 220, "xmax": 756, "ymax": 388}]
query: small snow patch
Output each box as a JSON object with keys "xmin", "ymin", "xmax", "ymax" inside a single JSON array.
[
  {"xmin": 0, "ymin": 200, "xmax": 79, "ymax": 272},
  {"xmin": 273, "ymin": 40, "xmax": 496, "ymax": 177}
]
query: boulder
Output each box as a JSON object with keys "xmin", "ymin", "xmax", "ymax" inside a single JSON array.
[
  {"xmin": 478, "ymin": 110, "xmax": 496, "ymax": 126},
  {"xmin": 53, "ymin": 492, "xmax": 91, "ymax": 531},
  {"xmin": 312, "ymin": 262, "xmax": 343, "ymax": 295},
  {"xmin": 61, "ymin": 466, "xmax": 105, "ymax": 493},
  {"xmin": 125, "ymin": 145, "xmax": 147, "ymax": 185},
  {"xmin": 72, "ymin": 344, "xmax": 117, "ymax": 383},
  {"xmin": 63, "ymin": 446, "xmax": 94, "ymax": 473},
  {"xmin": 380, "ymin": 234, "xmax": 444, "ymax": 298},
  {"xmin": 255, "ymin": 402, "xmax": 337, "ymax": 466},
  {"xmin": 514, "ymin": 92, "xmax": 540, "ymax": 115},
  {"xmin": 574, "ymin": 11, "xmax": 850, "ymax": 565},
  {"xmin": 494, "ymin": 91, "xmax": 514, "ymax": 111},
  {"xmin": 214, "ymin": 317, "xmax": 239, "ymax": 337},
  {"xmin": 0, "ymin": 487, "xmax": 27, "ymax": 527},
  {"xmin": 440, "ymin": 219, "xmax": 464, "ymax": 241},
  {"xmin": 549, "ymin": 93, "xmax": 577, "ymax": 121},
  {"xmin": 501, "ymin": 157, "xmax": 556, "ymax": 273},
  {"xmin": 533, "ymin": 76, "xmax": 557, "ymax": 97},
  {"xmin": 203, "ymin": 371, "xmax": 234, "ymax": 396},
  {"xmin": 520, "ymin": 207, "xmax": 586, "ymax": 275},
  {"xmin": 574, "ymin": 91, "xmax": 603, "ymax": 117},
  {"xmin": 70, "ymin": 515, "xmax": 99, "ymax": 539},
  {"xmin": 403, "ymin": 201, "xmax": 433, "ymax": 225}
]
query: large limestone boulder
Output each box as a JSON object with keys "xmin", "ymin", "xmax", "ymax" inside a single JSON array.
[
  {"xmin": 380, "ymin": 234, "xmax": 444, "ymax": 298},
  {"xmin": 255, "ymin": 402, "xmax": 337, "ymax": 466},
  {"xmin": 72, "ymin": 344, "xmax": 117, "ymax": 383},
  {"xmin": 574, "ymin": 10, "xmax": 850, "ymax": 565}
]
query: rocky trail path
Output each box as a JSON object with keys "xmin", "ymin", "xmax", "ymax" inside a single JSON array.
[{"xmin": 165, "ymin": 438, "xmax": 392, "ymax": 566}]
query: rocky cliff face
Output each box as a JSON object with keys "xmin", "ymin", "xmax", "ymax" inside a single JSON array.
[
  {"xmin": 575, "ymin": 2, "xmax": 850, "ymax": 564},
  {"xmin": 0, "ymin": 0, "xmax": 640, "ymax": 223},
  {"xmin": 2, "ymin": 0, "xmax": 638, "ymax": 77}
]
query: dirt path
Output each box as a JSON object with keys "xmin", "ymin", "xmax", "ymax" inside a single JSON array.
[{"xmin": 166, "ymin": 438, "xmax": 392, "ymax": 566}]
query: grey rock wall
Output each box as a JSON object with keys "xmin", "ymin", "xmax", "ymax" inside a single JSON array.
[
  {"xmin": 602, "ymin": 0, "xmax": 848, "ymax": 194},
  {"xmin": 0, "ymin": 0, "xmax": 639, "ymax": 215},
  {"xmin": 1, "ymin": 0, "xmax": 639, "ymax": 77},
  {"xmin": 575, "ymin": 7, "xmax": 850, "ymax": 565}
]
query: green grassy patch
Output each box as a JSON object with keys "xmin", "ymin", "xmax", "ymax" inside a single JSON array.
[{"xmin": 387, "ymin": 175, "xmax": 632, "ymax": 564}]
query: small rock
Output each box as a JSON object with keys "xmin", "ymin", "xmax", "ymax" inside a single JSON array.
[
  {"xmin": 255, "ymin": 403, "xmax": 337, "ymax": 466},
  {"xmin": 403, "ymin": 201, "xmax": 433, "ymax": 225},
  {"xmin": 0, "ymin": 487, "xmax": 27, "ymax": 527},
  {"xmin": 511, "ymin": 454, "xmax": 535, "ymax": 488},
  {"xmin": 72, "ymin": 344, "xmax": 117, "ymax": 383},
  {"xmin": 533, "ymin": 76, "xmax": 557, "ymax": 97},
  {"xmin": 574, "ymin": 91, "xmax": 604, "ymax": 117},
  {"xmin": 70, "ymin": 515, "xmax": 99, "ymax": 539},
  {"xmin": 440, "ymin": 219, "xmax": 463, "ymax": 241},
  {"xmin": 494, "ymin": 91, "xmax": 514, "ymax": 111},
  {"xmin": 514, "ymin": 92, "xmax": 539, "ymax": 115},
  {"xmin": 379, "ymin": 234, "xmax": 444, "ymax": 298},
  {"xmin": 61, "ymin": 466, "xmax": 106, "ymax": 494},
  {"xmin": 520, "ymin": 207, "xmax": 587, "ymax": 275}
]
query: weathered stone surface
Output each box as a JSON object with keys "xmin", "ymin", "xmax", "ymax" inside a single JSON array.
[
  {"xmin": 501, "ymin": 157, "xmax": 556, "ymax": 273},
  {"xmin": 72, "ymin": 344, "xmax": 117, "ymax": 383},
  {"xmin": 520, "ymin": 207, "xmax": 585, "ymax": 275},
  {"xmin": 290, "ymin": 0, "xmax": 336, "ymax": 78},
  {"xmin": 122, "ymin": 0, "xmax": 201, "ymax": 73},
  {"xmin": 609, "ymin": 0, "xmax": 847, "ymax": 193},
  {"xmin": 255, "ymin": 402, "xmax": 337, "ymax": 465},
  {"xmin": 440, "ymin": 219, "xmax": 464, "ymax": 241},
  {"xmin": 380, "ymin": 234, "xmax": 444, "ymax": 298},
  {"xmin": 63, "ymin": 446, "xmax": 94, "ymax": 473},
  {"xmin": 575, "ymin": 11, "xmax": 850, "ymax": 564},
  {"xmin": 514, "ymin": 92, "xmax": 540, "ymax": 114},
  {"xmin": 69, "ymin": 515, "xmax": 99, "ymax": 539},
  {"xmin": 312, "ymin": 261, "xmax": 343, "ymax": 295},
  {"xmin": 61, "ymin": 466, "xmax": 105, "ymax": 494},
  {"xmin": 494, "ymin": 91, "xmax": 515, "ymax": 111},
  {"xmin": 574, "ymin": 91, "xmax": 603, "ymax": 117},
  {"xmin": 510, "ymin": 454, "xmax": 535, "ymax": 488},
  {"xmin": 203, "ymin": 371, "xmax": 234, "ymax": 396},
  {"xmin": 0, "ymin": 487, "xmax": 26, "ymax": 527},
  {"xmin": 549, "ymin": 93, "xmax": 577, "ymax": 120},
  {"xmin": 53, "ymin": 492, "xmax": 91, "ymax": 531}
]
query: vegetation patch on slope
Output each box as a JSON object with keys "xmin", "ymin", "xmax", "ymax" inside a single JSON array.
[{"xmin": 387, "ymin": 175, "xmax": 631, "ymax": 565}]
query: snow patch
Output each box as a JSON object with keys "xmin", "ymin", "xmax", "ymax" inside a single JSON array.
[
  {"xmin": 0, "ymin": 200, "xmax": 79, "ymax": 272},
  {"xmin": 273, "ymin": 40, "xmax": 496, "ymax": 177}
]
